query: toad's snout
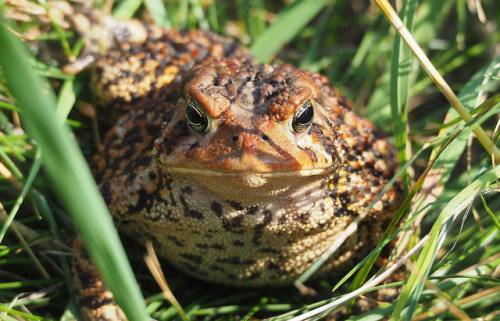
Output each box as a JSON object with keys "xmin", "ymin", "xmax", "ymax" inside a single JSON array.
[{"xmin": 232, "ymin": 132, "xmax": 271, "ymax": 156}]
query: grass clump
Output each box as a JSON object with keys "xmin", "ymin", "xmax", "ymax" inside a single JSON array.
[{"xmin": 1, "ymin": 0, "xmax": 499, "ymax": 320}]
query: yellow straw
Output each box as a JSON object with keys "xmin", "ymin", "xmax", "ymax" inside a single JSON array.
[{"xmin": 374, "ymin": 0, "xmax": 500, "ymax": 164}]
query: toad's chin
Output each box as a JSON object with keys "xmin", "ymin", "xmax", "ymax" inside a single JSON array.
[
  {"xmin": 162, "ymin": 167, "xmax": 334, "ymax": 203},
  {"xmin": 232, "ymin": 172, "xmax": 268, "ymax": 188}
]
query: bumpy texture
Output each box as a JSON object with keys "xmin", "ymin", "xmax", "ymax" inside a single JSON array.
[
  {"xmin": 53, "ymin": 2, "xmax": 404, "ymax": 318},
  {"xmin": 89, "ymin": 39, "xmax": 403, "ymax": 286}
]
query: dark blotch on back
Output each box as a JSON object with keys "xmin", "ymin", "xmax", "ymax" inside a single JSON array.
[
  {"xmin": 179, "ymin": 195, "xmax": 204, "ymax": 219},
  {"xmin": 339, "ymin": 192, "xmax": 351, "ymax": 206},
  {"xmin": 211, "ymin": 201, "xmax": 223, "ymax": 217},
  {"xmin": 180, "ymin": 253, "xmax": 203, "ymax": 264},
  {"xmin": 228, "ymin": 200, "xmax": 244, "ymax": 211},
  {"xmin": 160, "ymin": 120, "xmax": 190, "ymax": 156}
]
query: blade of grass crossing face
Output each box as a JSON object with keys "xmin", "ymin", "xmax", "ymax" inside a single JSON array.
[
  {"xmin": 0, "ymin": 14, "xmax": 149, "ymax": 320},
  {"xmin": 250, "ymin": 0, "xmax": 328, "ymax": 62}
]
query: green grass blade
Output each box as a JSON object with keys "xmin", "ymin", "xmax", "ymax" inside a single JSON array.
[
  {"xmin": 112, "ymin": 0, "xmax": 143, "ymax": 19},
  {"xmin": 481, "ymin": 195, "xmax": 500, "ymax": 231},
  {"xmin": 242, "ymin": 0, "xmax": 266, "ymax": 42},
  {"xmin": 250, "ymin": 0, "xmax": 328, "ymax": 62},
  {"xmin": 0, "ymin": 149, "xmax": 41, "ymax": 243},
  {"xmin": 144, "ymin": 0, "xmax": 170, "ymax": 28},
  {"xmin": 432, "ymin": 57, "xmax": 500, "ymax": 186},
  {"xmin": 167, "ymin": 0, "xmax": 189, "ymax": 29},
  {"xmin": 389, "ymin": 0, "xmax": 416, "ymax": 185},
  {"xmin": 0, "ymin": 305, "xmax": 54, "ymax": 321},
  {"xmin": 390, "ymin": 165, "xmax": 500, "ymax": 320},
  {"xmin": 56, "ymin": 79, "xmax": 80, "ymax": 123},
  {"xmin": 0, "ymin": 14, "xmax": 149, "ymax": 321},
  {"xmin": 299, "ymin": 2, "xmax": 335, "ymax": 70},
  {"xmin": 345, "ymin": 0, "xmax": 416, "ymax": 297},
  {"xmin": 366, "ymin": 1, "xmax": 453, "ymax": 126},
  {"xmin": 188, "ymin": 0, "xmax": 209, "ymax": 30}
]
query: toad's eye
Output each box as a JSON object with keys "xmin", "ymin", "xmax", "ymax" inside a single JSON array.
[
  {"xmin": 291, "ymin": 100, "xmax": 314, "ymax": 133},
  {"xmin": 185, "ymin": 99, "xmax": 211, "ymax": 134}
]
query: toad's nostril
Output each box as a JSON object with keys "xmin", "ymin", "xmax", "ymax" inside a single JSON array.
[
  {"xmin": 232, "ymin": 135, "xmax": 239, "ymax": 142},
  {"xmin": 262, "ymin": 134, "xmax": 270, "ymax": 141}
]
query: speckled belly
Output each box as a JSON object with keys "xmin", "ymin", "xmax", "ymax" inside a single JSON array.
[{"xmin": 113, "ymin": 171, "xmax": 382, "ymax": 286}]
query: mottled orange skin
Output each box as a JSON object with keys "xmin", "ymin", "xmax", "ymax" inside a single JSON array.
[
  {"xmin": 40, "ymin": 2, "xmax": 405, "ymax": 319},
  {"xmin": 93, "ymin": 52, "xmax": 404, "ymax": 287}
]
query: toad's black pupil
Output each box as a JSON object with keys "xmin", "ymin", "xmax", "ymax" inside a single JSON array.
[
  {"xmin": 292, "ymin": 101, "xmax": 314, "ymax": 133},
  {"xmin": 185, "ymin": 100, "xmax": 209, "ymax": 133}
]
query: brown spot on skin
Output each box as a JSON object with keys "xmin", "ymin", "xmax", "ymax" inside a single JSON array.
[
  {"xmin": 233, "ymin": 240, "xmax": 245, "ymax": 247},
  {"xmin": 214, "ymin": 73, "xmax": 231, "ymax": 86},
  {"xmin": 167, "ymin": 235, "xmax": 184, "ymax": 247},
  {"xmin": 228, "ymin": 201, "xmax": 244, "ymax": 211},
  {"xmin": 211, "ymin": 201, "xmax": 223, "ymax": 217},
  {"xmin": 295, "ymin": 212, "xmax": 311, "ymax": 225},
  {"xmin": 303, "ymin": 147, "xmax": 318, "ymax": 163},
  {"xmin": 222, "ymin": 215, "xmax": 244, "ymax": 230},
  {"xmin": 180, "ymin": 253, "xmax": 203, "ymax": 264},
  {"xmin": 270, "ymin": 73, "xmax": 286, "ymax": 87}
]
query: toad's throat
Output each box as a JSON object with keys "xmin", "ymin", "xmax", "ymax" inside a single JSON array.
[
  {"xmin": 162, "ymin": 166, "xmax": 333, "ymax": 178},
  {"xmin": 161, "ymin": 166, "xmax": 335, "ymax": 203}
]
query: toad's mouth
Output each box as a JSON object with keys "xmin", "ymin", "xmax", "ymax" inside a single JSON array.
[
  {"xmin": 153, "ymin": 128, "xmax": 337, "ymax": 179},
  {"xmin": 155, "ymin": 148, "xmax": 336, "ymax": 181}
]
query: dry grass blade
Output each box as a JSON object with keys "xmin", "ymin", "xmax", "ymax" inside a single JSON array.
[
  {"xmin": 373, "ymin": 0, "xmax": 500, "ymax": 163},
  {"xmin": 0, "ymin": 160, "xmax": 23, "ymax": 190},
  {"xmin": 412, "ymin": 285, "xmax": 500, "ymax": 321},
  {"xmin": 0, "ymin": 203, "xmax": 50, "ymax": 279},
  {"xmin": 287, "ymin": 236, "xmax": 427, "ymax": 321},
  {"xmin": 145, "ymin": 241, "xmax": 188, "ymax": 321}
]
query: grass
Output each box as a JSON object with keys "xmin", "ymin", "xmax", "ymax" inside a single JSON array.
[{"xmin": 1, "ymin": 0, "xmax": 499, "ymax": 320}]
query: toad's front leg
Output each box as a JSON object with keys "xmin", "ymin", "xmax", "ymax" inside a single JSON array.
[{"xmin": 72, "ymin": 239, "xmax": 127, "ymax": 321}]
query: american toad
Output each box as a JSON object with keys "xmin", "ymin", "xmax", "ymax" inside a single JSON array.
[{"xmin": 36, "ymin": 2, "xmax": 404, "ymax": 319}]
